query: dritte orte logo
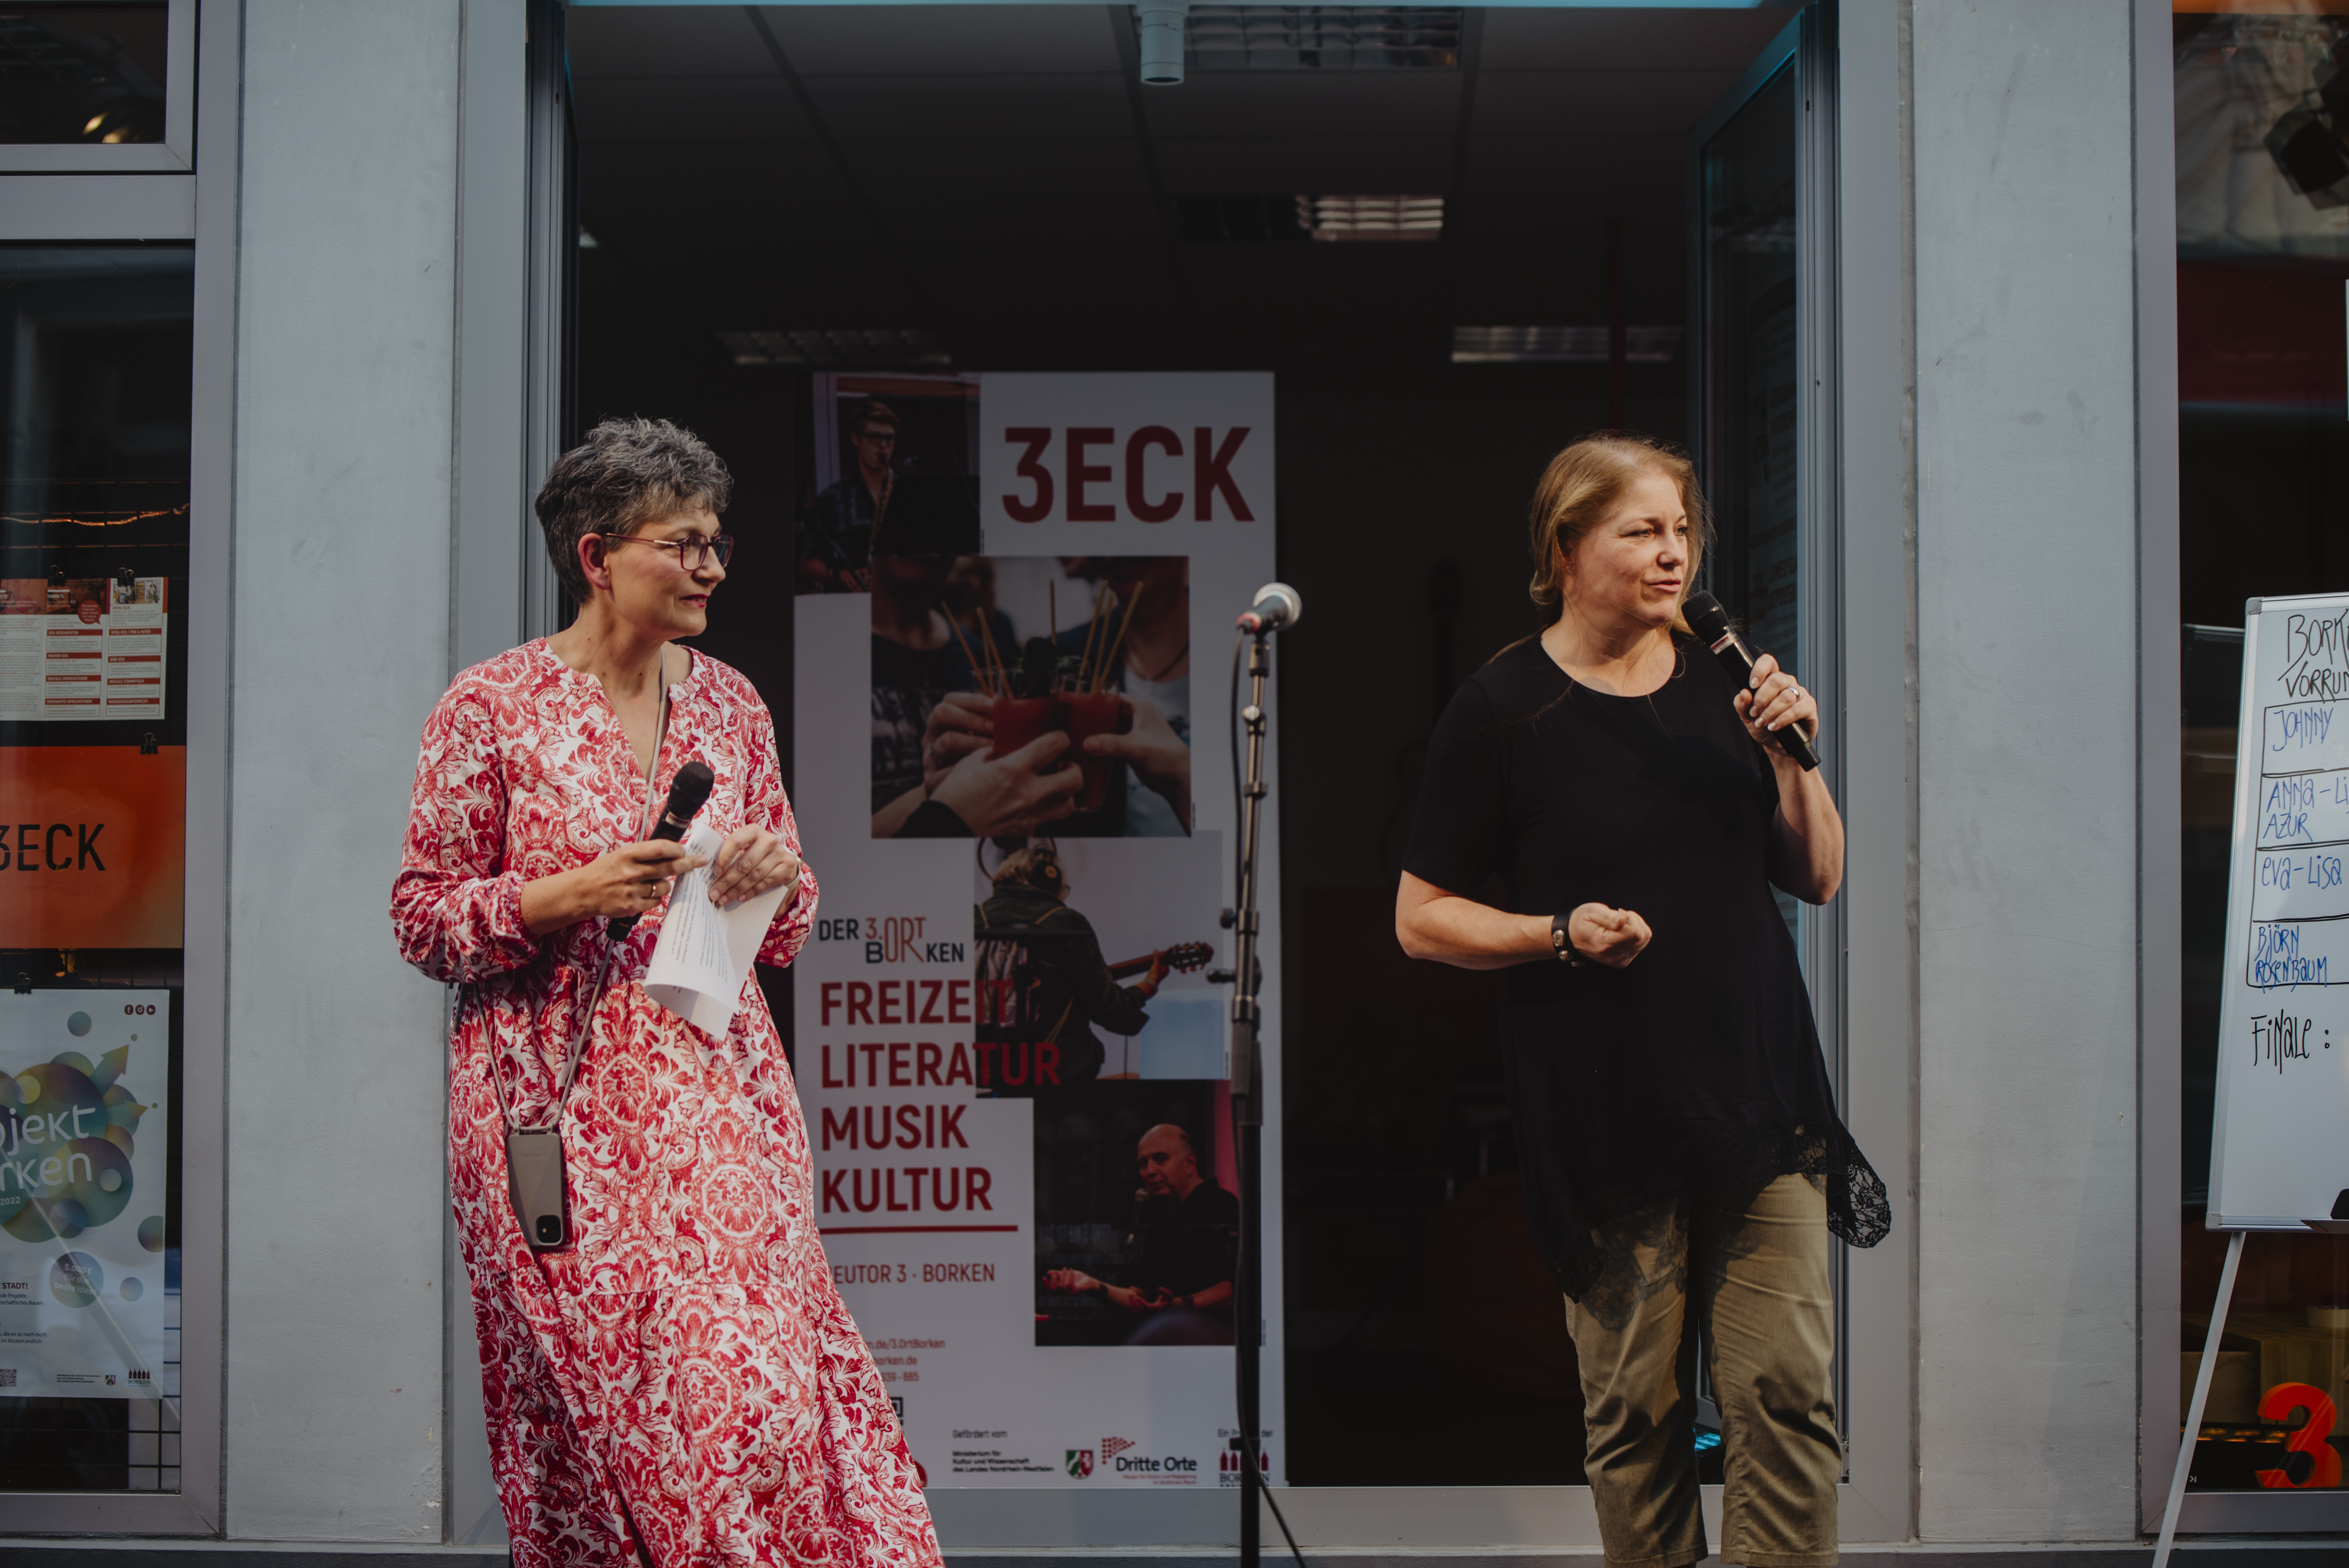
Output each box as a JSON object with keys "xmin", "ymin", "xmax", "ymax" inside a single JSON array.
[{"xmin": 1065, "ymin": 1448, "xmax": 1093, "ymax": 1478}]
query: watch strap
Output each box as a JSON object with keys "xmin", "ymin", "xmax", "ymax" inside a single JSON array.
[{"xmin": 1551, "ymin": 912, "xmax": 1588, "ymax": 967}]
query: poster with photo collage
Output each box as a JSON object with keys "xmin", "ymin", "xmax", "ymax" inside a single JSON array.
[{"xmin": 792, "ymin": 372, "xmax": 1281, "ymax": 1490}]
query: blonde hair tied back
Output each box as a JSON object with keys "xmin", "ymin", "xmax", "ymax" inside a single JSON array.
[
  {"xmin": 990, "ymin": 842, "xmax": 1067, "ymax": 898},
  {"xmin": 1525, "ymin": 433, "xmax": 1714, "ymax": 636}
]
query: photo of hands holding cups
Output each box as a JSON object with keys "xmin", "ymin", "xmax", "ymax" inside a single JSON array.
[{"xmin": 871, "ymin": 555, "xmax": 1192, "ymax": 840}]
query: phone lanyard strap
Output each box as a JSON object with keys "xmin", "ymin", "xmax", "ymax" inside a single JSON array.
[{"xmin": 483, "ymin": 677, "xmax": 670, "ymax": 1137}]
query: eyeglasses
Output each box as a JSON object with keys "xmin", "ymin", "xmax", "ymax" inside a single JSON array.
[
  {"xmin": 853, "ymin": 428, "xmax": 898, "ymax": 444},
  {"xmin": 599, "ymin": 533, "xmax": 735, "ymax": 571}
]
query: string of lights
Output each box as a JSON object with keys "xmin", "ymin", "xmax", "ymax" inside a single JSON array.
[{"xmin": 0, "ymin": 502, "xmax": 190, "ymax": 528}]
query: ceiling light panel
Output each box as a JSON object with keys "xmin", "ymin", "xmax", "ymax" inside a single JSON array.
[
  {"xmin": 1450, "ymin": 326, "xmax": 1684, "ymax": 364},
  {"xmin": 717, "ymin": 329, "xmax": 953, "ymax": 369},
  {"xmin": 1300, "ymin": 194, "xmax": 1443, "ymax": 242},
  {"xmin": 1177, "ymin": 6, "xmax": 1462, "ymax": 71}
]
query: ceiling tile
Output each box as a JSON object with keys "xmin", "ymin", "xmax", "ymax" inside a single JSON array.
[
  {"xmin": 1142, "ymin": 71, "xmax": 1463, "ymax": 139},
  {"xmin": 801, "ymin": 73, "xmax": 1132, "ymax": 139},
  {"xmin": 580, "ymin": 142, "xmax": 860, "ymax": 217},
  {"xmin": 1477, "ymin": 8, "xmax": 1796, "ymax": 73},
  {"xmin": 872, "ymin": 191, "xmax": 1166, "ymax": 249},
  {"xmin": 568, "ymin": 7, "xmax": 780, "ymax": 78},
  {"xmin": 1178, "ymin": 249, "xmax": 1450, "ymax": 317},
  {"xmin": 758, "ymin": 4, "xmax": 1123, "ymax": 75},
  {"xmin": 1154, "ymin": 136, "xmax": 1456, "ymax": 193},
  {"xmin": 836, "ymin": 135, "xmax": 1150, "ymax": 195},
  {"xmin": 1472, "ymin": 69, "xmax": 1745, "ymax": 139},
  {"xmin": 1455, "ymin": 200, "xmax": 1686, "ymax": 248},
  {"xmin": 1463, "ymin": 136, "xmax": 1682, "ymax": 198},
  {"xmin": 575, "ymin": 77, "xmax": 816, "ymax": 143}
]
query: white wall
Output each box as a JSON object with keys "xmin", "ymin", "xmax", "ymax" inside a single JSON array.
[
  {"xmin": 1911, "ymin": 0, "xmax": 2143, "ymax": 1542},
  {"xmin": 225, "ymin": 0, "xmax": 464, "ymax": 1541}
]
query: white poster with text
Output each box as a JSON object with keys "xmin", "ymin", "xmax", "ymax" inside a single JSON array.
[{"xmin": 792, "ymin": 372, "xmax": 1282, "ymax": 1489}]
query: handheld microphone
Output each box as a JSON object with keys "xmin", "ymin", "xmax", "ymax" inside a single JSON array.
[
  {"xmin": 1236, "ymin": 582, "xmax": 1303, "ymax": 635},
  {"xmin": 610, "ymin": 759, "xmax": 715, "ymax": 939},
  {"xmin": 1682, "ymin": 592, "xmax": 1819, "ymax": 772}
]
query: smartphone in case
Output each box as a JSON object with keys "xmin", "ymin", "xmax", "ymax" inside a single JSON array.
[{"xmin": 506, "ymin": 1128, "xmax": 569, "ymax": 1250}]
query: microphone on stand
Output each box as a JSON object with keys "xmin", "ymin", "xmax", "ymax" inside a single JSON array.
[
  {"xmin": 610, "ymin": 759, "xmax": 715, "ymax": 940},
  {"xmin": 1236, "ymin": 582, "xmax": 1302, "ymax": 635},
  {"xmin": 1682, "ymin": 591, "xmax": 1819, "ymax": 772}
]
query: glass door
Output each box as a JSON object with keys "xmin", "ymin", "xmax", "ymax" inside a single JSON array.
[
  {"xmin": 1690, "ymin": 7, "xmax": 1836, "ymax": 963},
  {"xmin": 1686, "ymin": 0, "xmax": 1846, "ymax": 1448}
]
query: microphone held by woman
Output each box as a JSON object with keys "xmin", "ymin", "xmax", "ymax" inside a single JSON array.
[
  {"xmin": 1682, "ymin": 591, "xmax": 1819, "ymax": 771},
  {"xmin": 609, "ymin": 758, "xmax": 715, "ymax": 940}
]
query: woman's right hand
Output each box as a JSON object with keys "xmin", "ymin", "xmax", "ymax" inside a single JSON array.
[
  {"xmin": 520, "ymin": 840, "xmax": 709, "ymax": 936},
  {"xmin": 1566, "ymin": 902, "xmax": 1652, "ymax": 968}
]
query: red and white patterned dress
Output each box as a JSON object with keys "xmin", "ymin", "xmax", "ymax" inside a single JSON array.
[{"xmin": 392, "ymin": 641, "xmax": 941, "ymax": 1568}]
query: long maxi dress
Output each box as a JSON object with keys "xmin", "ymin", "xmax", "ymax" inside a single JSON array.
[{"xmin": 392, "ymin": 640, "xmax": 942, "ymax": 1568}]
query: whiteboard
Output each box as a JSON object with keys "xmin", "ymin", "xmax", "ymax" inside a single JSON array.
[{"xmin": 2208, "ymin": 591, "xmax": 2349, "ymax": 1231}]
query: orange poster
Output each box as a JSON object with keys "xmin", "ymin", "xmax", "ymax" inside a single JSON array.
[{"xmin": 0, "ymin": 747, "xmax": 185, "ymax": 948}]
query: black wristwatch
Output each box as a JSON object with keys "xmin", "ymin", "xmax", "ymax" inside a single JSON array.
[{"xmin": 1551, "ymin": 912, "xmax": 1588, "ymax": 967}]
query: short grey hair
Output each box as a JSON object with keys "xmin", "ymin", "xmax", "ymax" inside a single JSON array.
[{"xmin": 534, "ymin": 416, "xmax": 733, "ymax": 603}]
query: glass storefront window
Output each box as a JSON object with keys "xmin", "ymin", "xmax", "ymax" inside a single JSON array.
[
  {"xmin": 1699, "ymin": 60, "xmax": 1803, "ymax": 937},
  {"xmin": 0, "ymin": 245, "xmax": 192, "ymax": 1493},
  {"xmin": 0, "ymin": 5, "xmax": 172, "ymax": 146},
  {"xmin": 2174, "ymin": 7, "xmax": 2349, "ymax": 1497}
]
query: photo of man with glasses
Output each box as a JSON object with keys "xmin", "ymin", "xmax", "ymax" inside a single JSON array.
[{"xmin": 796, "ymin": 397, "xmax": 899, "ymax": 594}]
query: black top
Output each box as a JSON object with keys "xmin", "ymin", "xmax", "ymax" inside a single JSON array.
[
  {"xmin": 1404, "ymin": 633, "xmax": 1888, "ymax": 1299},
  {"xmin": 972, "ymin": 886, "xmax": 1154, "ymax": 1084},
  {"xmin": 1135, "ymin": 1179, "xmax": 1239, "ymax": 1304}
]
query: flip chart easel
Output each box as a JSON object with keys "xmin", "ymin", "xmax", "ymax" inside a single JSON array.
[{"xmin": 2152, "ymin": 591, "xmax": 2349, "ymax": 1568}]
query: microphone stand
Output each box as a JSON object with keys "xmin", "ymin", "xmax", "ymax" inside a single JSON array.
[{"xmin": 1223, "ymin": 630, "xmax": 1273, "ymax": 1568}]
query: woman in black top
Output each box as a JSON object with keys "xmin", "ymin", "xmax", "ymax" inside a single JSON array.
[{"xmin": 1398, "ymin": 435, "xmax": 1885, "ymax": 1568}]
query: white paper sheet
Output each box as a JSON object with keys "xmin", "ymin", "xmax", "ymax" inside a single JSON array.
[{"xmin": 644, "ymin": 823, "xmax": 792, "ymax": 1036}]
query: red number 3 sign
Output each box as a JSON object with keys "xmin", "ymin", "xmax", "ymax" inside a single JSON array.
[{"xmin": 2255, "ymin": 1382, "xmax": 2341, "ymax": 1489}]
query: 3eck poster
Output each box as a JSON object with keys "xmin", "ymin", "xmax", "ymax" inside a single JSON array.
[{"xmin": 792, "ymin": 372, "xmax": 1282, "ymax": 1488}]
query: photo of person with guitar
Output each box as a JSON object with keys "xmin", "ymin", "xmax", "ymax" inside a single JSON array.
[{"xmin": 973, "ymin": 842, "xmax": 1212, "ymax": 1088}]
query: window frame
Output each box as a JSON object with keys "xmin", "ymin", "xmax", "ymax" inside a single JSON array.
[
  {"xmin": 2140, "ymin": 0, "xmax": 2349, "ymax": 1535},
  {"xmin": 1681, "ymin": 1, "xmax": 1914, "ymax": 1545},
  {"xmin": 0, "ymin": 0, "xmax": 199, "ymax": 174},
  {"xmin": 0, "ymin": 0, "xmax": 227, "ymax": 1538}
]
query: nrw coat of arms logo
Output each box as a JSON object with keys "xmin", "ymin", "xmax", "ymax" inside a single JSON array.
[{"xmin": 1065, "ymin": 1448, "xmax": 1093, "ymax": 1478}]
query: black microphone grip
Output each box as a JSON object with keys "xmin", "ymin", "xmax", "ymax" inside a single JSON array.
[
  {"xmin": 1681, "ymin": 592, "xmax": 1819, "ymax": 772},
  {"xmin": 610, "ymin": 759, "xmax": 715, "ymax": 940},
  {"xmin": 1712, "ymin": 640, "xmax": 1819, "ymax": 770}
]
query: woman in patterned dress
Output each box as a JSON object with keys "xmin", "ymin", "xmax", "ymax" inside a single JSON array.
[{"xmin": 392, "ymin": 418, "xmax": 942, "ymax": 1568}]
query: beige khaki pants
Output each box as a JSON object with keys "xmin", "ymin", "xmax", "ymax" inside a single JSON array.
[{"xmin": 1563, "ymin": 1173, "xmax": 1841, "ymax": 1568}]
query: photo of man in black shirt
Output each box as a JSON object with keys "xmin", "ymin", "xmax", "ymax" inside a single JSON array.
[{"xmin": 1042, "ymin": 1122, "xmax": 1238, "ymax": 1346}]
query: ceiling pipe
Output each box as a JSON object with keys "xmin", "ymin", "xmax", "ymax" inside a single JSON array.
[{"xmin": 1137, "ymin": 1, "xmax": 1188, "ymax": 86}]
